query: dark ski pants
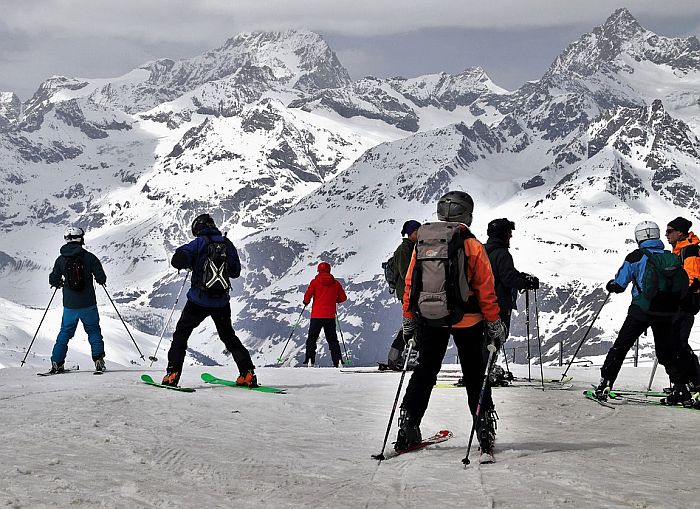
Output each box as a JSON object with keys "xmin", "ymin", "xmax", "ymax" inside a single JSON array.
[
  {"xmin": 601, "ymin": 305, "xmax": 677, "ymax": 385},
  {"xmin": 670, "ymin": 312, "xmax": 700, "ymax": 387},
  {"xmin": 402, "ymin": 322, "xmax": 491, "ymax": 425},
  {"xmin": 305, "ymin": 318, "xmax": 342, "ymax": 366},
  {"xmin": 387, "ymin": 328, "xmax": 406, "ymax": 366},
  {"xmin": 167, "ymin": 300, "xmax": 254, "ymax": 374}
]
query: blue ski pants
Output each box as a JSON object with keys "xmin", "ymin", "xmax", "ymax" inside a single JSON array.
[{"xmin": 52, "ymin": 305, "xmax": 105, "ymax": 363}]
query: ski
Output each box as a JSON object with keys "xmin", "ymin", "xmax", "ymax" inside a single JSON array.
[
  {"xmin": 140, "ymin": 374, "xmax": 195, "ymax": 392},
  {"xmin": 582, "ymin": 389, "xmax": 616, "ymax": 409},
  {"xmin": 609, "ymin": 391, "xmax": 700, "ymax": 410},
  {"xmin": 372, "ymin": 430, "xmax": 453, "ymax": 460},
  {"xmin": 200, "ymin": 373, "xmax": 286, "ymax": 394},
  {"xmin": 37, "ymin": 369, "xmax": 73, "ymax": 377}
]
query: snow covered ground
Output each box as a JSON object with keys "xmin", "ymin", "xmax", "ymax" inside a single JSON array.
[{"xmin": 1, "ymin": 361, "xmax": 698, "ymax": 508}]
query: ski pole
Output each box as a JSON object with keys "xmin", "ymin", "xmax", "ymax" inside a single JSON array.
[
  {"xmin": 149, "ymin": 271, "xmax": 190, "ymax": 366},
  {"xmin": 534, "ymin": 289, "xmax": 545, "ymax": 391},
  {"xmin": 525, "ymin": 289, "xmax": 531, "ymax": 381},
  {"xmin": 462, "ymin": 341, "xmax": 498, "ymax": 466},
  {"xmin": 20, "ymin": 287, "xmax": 58, "ymax": 366},
  {"xmin": 561, "ymin": 291, "xmax": 611, "ymax": 381},
  {"xmin": 102, "ymin": 285, "xmax": 145, "ymax": 360},
  {"xmin": 372, "ymin": 339, "xmax": 416, "ymax": 462},
  {"xmin": 276, "ymin": 303, "xmax": 307, "ymax": 365},
  {"xmin": 647, "ymin": 357, "xmax": 658, "ymax": 392},
  {"xmin": 336, "ymin": 315, "xmax": 352, "ymax": 365}
]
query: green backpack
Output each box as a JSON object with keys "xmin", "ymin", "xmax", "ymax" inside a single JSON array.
[{"xmin": 633, "ymin": 249, "xmax": 688, "ymax": 315}]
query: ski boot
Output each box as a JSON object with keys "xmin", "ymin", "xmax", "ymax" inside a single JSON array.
[
  {"xmin": 236, "ymin": 370, "xmax": 259, "ymax": 388},
  {"xmin": 94, "ymin": 355, "xmax": 106, "ymax": 373},
  {"xmin": 161, "ymin": 370, "xmax": 180, "ymax": 387},
  {"xmin": 660, "ymin": 383, "xmax": 692, "ymax": 406},
  {"xmin": 49, "ymin": 361, "xmax": 65, "ymax": 374},
  {"xmin": 593, "ymin": 378, "xmax": 613, "ymax": 401},
  {"xmin": 395, "ymin": 407, "xmax": 422, "ymax": 452},
  {"xmin": 477, "ymin": 407, "xmax": 498, "ymax": 461}
]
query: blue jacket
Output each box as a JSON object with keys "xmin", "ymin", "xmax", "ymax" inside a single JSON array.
[
  {"xmin": 612, "ymin": 239, "xmax": 666, "ymax": 306},
  {"xmin": 171, "ymin": 227, "xmax": 241, "ymax": 308},
  {"xmin": 49, "ymin": 243, "xmax": 107, "ymax": 309}
]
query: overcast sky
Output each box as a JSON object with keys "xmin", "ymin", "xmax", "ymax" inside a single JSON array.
[{"xmin": 2, "ymin": 1, "xmax": 700, "ymax": 100}]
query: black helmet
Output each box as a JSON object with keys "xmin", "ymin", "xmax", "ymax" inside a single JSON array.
[
  {"xmin": 436, "ymin": 191, "xmax": 474, "ymax": 225},
  {"xmin": 487, "ymin": 218, "xmax": 515, "ymax": 239},
  {"xmin": 191, "ymin": 213, "xmax": 216, "ymax": 237}
]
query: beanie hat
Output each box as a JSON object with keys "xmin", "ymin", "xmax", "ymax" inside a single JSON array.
[
  {"xmin": 667, "ymin": 217, "xmax": 692, "ymax": 235},
  {"xmin": 401, "ymin": 220, "xmax": 421, "ymax": 237},
  {"xmin": 317, "ymin": 262, "xmax": 331, "ymax": 273}
]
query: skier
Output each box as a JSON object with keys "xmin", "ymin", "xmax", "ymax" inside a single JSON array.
[
  {"xmin": 162, "ymin": 213, "xmax": 258, "ymax": 387},
  {"xmin": 596, "ymin": 221, "xmax": 691, "ymax": 404},
  {"xmin": 396, "ymin": 191, "xmax": 506, "ymax": 458},
  {"xmin": 664, "ymin": 216, "xmax": 700, "ymax": 390},
  {"xmin": 302, "ymin": 262, "xmax": 348, "ymax": 367},
  {"xmin": 386, "ymin": 220, "xmax": 421, "ymax": 370},
  {"xmin": 48, "ymin": 227, "xmax": 107, "ymax": 373}
]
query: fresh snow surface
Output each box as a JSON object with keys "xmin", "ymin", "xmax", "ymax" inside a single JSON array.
[{"xmin": 1, "ymin": 361, "xmax": 698, "ymax": 508}]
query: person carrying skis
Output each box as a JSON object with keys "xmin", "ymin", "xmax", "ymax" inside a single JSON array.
[
  {"xmin": 302, "ymin": 262, "xmax": 347, "ymax": 367},
  {"xmin": 664, "ymin": 217, "xmax": 700, "ymax": 391},
  {"xmin": 162, "ymin": 213, "xmax": 258, "ymax": 387},
  {"xmin": 596, "ymin": 221, "xmax": 691, "ymax": 404},
  {"xmin": 396, "ymin": 191, "xmax": 505, "ymax": 459},
  {"xmin": 385, "ymin": 220, "xmax": 421, "ymax": 370},
  {"xmin": 48, "ymin": 227, "xmax": 107, "ymax": 373}
]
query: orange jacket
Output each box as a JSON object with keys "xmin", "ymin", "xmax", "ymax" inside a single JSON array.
[
  {"xmin": 402, "ymin": 228, "xmax": 500, "ymax": 327},
  {"xmin": 673, "ymin": 232, "xmax": 700, "ymax": 286}
]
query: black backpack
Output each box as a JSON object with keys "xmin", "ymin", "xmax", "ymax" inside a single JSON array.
[
  {"xmin": 64, "ymin": 255, "xmax": 86, "ymax": 291},
  {"xmin": 382, "ymin": 255, "xmax": 399, "ymax": 296},
  {"xmin": 197, "ymin": 237, "xmax": 231, "ymax": 295},
  {"xmin": 408, "ymin": 222, "xmax": 471, "ymax": 326}
]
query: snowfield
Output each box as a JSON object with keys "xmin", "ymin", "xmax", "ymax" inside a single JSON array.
[{"xmin": 1, "ymin": 362, "xmax": 698, "ymax": 508}]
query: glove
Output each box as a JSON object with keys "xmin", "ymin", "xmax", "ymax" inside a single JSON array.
[
  {"xmin": 690, "ymin": 278, "xmax": 700, "ymax": 293},
  {"xmin": 605, "ymin": 280, "xmax": 625, "ymax": 294},
  {"xmin": 402, "ymin": 317, "xmax": 417, "ymax": 344},
  {"xmin": 485, "ymin": 318, "xmax": 507, "ymax": 351},
  {"xmin": 523, "ymin": 274, "xmax": 540, "ymax": 290}
]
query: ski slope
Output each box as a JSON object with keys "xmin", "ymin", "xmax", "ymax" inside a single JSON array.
[{"xmin": 1, "ymin": 362, "xmax": 698, "ymax": 508}]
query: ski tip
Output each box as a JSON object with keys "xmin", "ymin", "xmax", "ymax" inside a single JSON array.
[{"xmin": 140, "ymin": 374, "xmax": 154, "ymax": 383}]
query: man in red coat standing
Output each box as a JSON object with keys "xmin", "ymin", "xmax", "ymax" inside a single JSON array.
[{"xmin": 303, "ymin": 262, "xmax": 348, "ymax": 367}]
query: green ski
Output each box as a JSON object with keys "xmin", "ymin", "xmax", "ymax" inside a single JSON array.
[
  {"xmin": 140, "ymin": 374, "xmax": 195, "ymax": 392},
  {"xmin": 582, "ymin": 389, "xmax": 616, "ymax": 409},
  {"xmin": 201, "ymin": 373, "xmax": 286, "ymax": 394}
]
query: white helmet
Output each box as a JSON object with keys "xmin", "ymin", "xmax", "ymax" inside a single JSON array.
[
  {"xmin": 634, "ymin": 221, "xmax": 660, "ymax": 244},
  {"xmin": 64, "ymin": 226, "xmax": 85, "ymax": 244}
]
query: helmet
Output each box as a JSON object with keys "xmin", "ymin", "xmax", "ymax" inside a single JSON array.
[
  {"xmin": 64, "ymin": 226, "xmax": 85, "ymax": 244},
  {"xmin": 317, "ymin": 262, "xmax": 331, "ymax": 273},
  {"xmin": 487, "ymin": 218, "xmax": 516, "ymax": 239},
  {"xmin": 191, "ymin": 213, "xmax": 216, "ymax": 237},
  {"xmin": 634, "ymin": 221, "xmax": 660, "ymax": 244},
  {"xmin": 436, "ymin": 191, "xmax": 474, "ymax": 226}
]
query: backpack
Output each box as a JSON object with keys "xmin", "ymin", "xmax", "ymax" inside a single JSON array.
[
  {"xmin": 633, "ymin": 249, "xmax": 688, "ymax": 315},
  {"xmin": 382, "ymin": 256, "xmax": 398, "ymax": 296},
  {"xmin": 408, "ymin": 222, "xmax": 471, "ymax": 326},
  {"xmin": 64, "ymin": 255, "xmax": 86, "ymax": 291},
  {"xmin": 197, "ymin": 237, "xmax": 231, "ymax": 295}
]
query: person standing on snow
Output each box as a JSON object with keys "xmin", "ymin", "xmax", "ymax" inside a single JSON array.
[
  {"xmin": 48, "ymin": 227, "xmax": 107, "ymax": 373},
  {"xmin": 397, "ymin": 191, "xmax": 505, "ymax": 459},
  {"xmin": 162, "ymin": 213, "xmax": 258, "ymax": 388},
  {"xmin": 664, "ymin": 216, "xmax": 700, "ymax": 391},
  {"xmin": 386, "ymin": 220, "xmax": 421, "ymax": 370},
  {"xmin": 303, "ymin": 262, "xmax": 348, "ymax": 367},
  {"xmin": 596, "ymin": 221, "xmax": 691, "ymax": 405}
]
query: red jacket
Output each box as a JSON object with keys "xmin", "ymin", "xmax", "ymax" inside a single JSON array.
[{"xmin": 304, "ymin": 264, "xmax": 347, "ymax": 318}]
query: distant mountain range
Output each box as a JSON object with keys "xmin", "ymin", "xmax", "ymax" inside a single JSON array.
[{"xmin": 2, "ymin": 9, "xmax": 700, "ymax": 369}]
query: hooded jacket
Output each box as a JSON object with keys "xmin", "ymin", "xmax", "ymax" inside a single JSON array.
[
  {"xmin": 304, "ymin": 263, "xmax": 348, "ymax": 319},
  {"xmin": 171, "ymin": 227, "xmax": 241, "ymax": 308},
  {"xmin": 484, "ymin": 236, "xmax": 529, "ymax": 313},
  {"xmin": 612, "ymin": 238, "xmax": 671, "ymax": 308},
  {"xmin": 402, "ymin": 224, "xmax": 500, "ymax": 327},
  {"xmin": 49, "ymin": 243, "xmax": 106, "ymax": 309},
  {"xmin": 674, "ymin": 232, "xmax": 700, "ymax": 284},
  {"xmin": 392, "ymin": 238, "xmax": 415, "ymax": 304}
]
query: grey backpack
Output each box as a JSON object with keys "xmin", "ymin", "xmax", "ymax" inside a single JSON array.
[{"xmin": 408, "ymin": 222, "xmax": 471, "ymax": 326}]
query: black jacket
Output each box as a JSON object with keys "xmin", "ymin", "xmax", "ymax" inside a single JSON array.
[
  {"xmin": 392, "ymin": 238, "xmax": 415, "ymax": 303},
  {"xmin": 49, "ymin": 243, "xmax": 107, "ymax": 309},
  {"xmin": 484, "ymin": 237, "xmax": 529, "ymax": 313}
]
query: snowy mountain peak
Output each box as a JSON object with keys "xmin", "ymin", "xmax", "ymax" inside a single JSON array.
[{"xmin": 0, "ymin": 92, "xmax": 21, "ymax": 130}]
